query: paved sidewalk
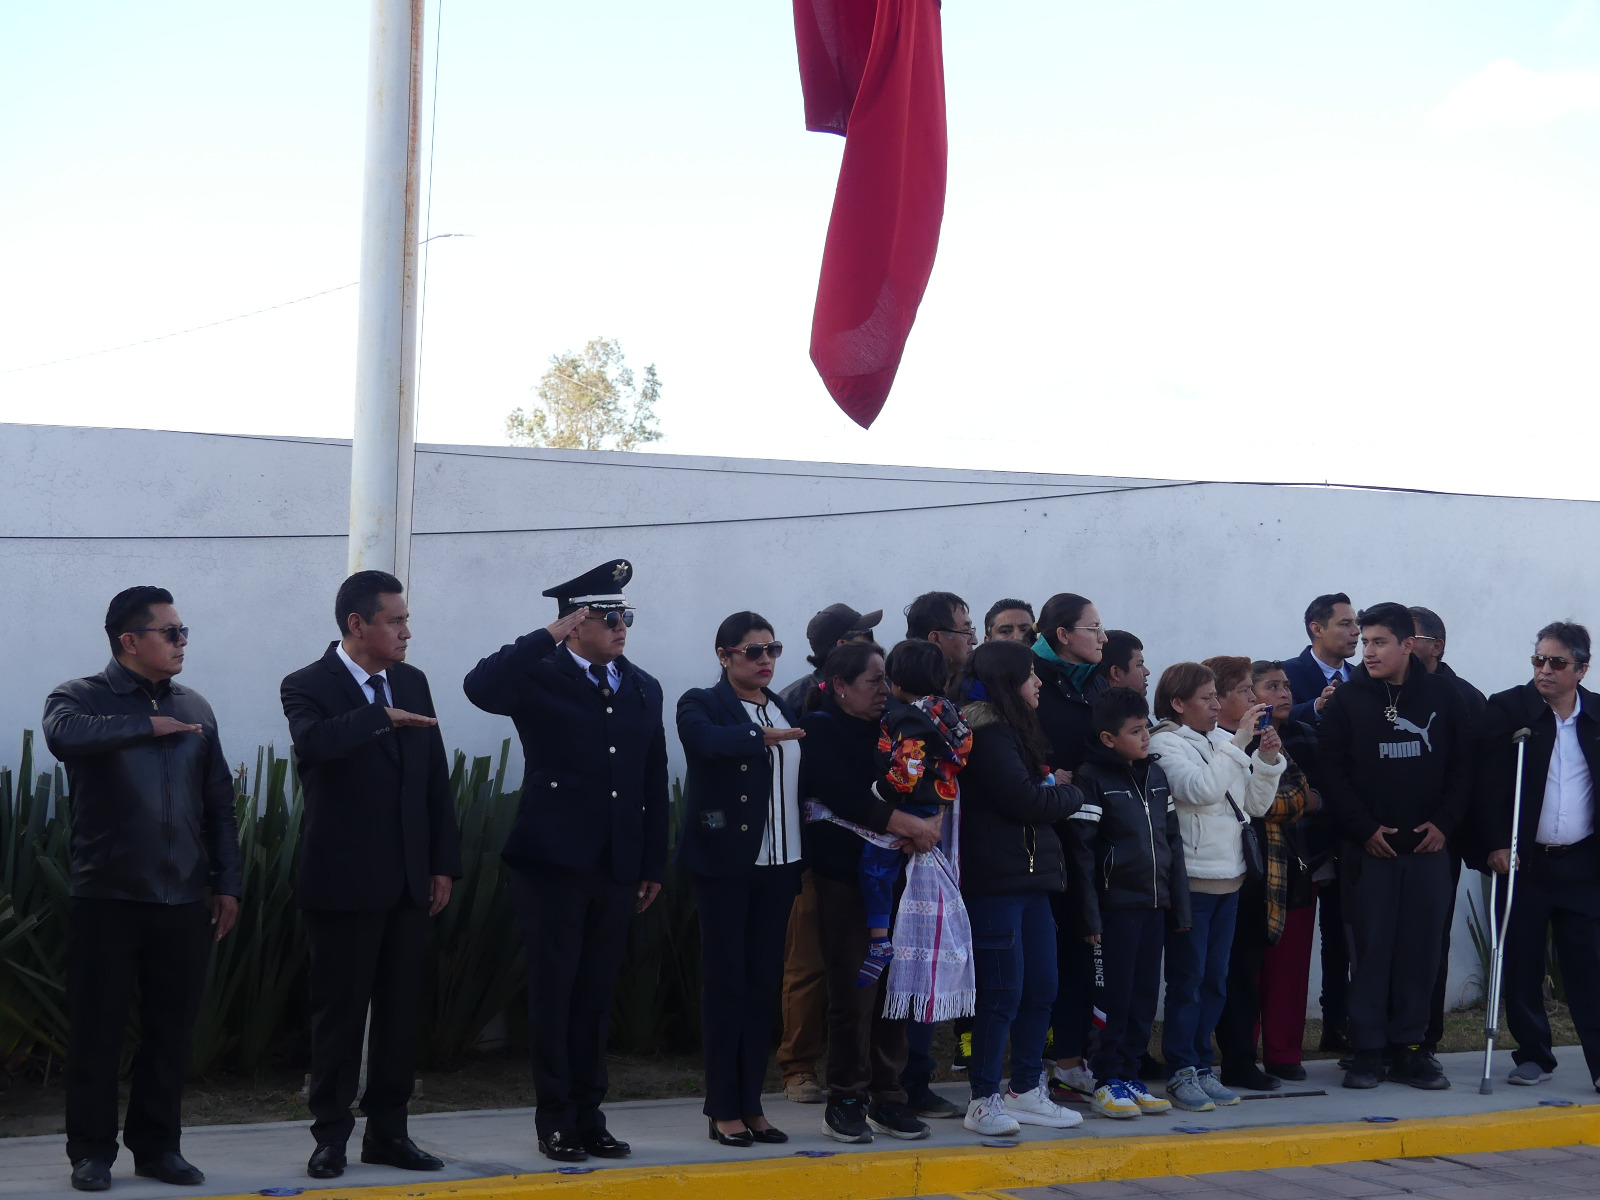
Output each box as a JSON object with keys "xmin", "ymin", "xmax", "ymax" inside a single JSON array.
[
  {"xmin": 1, "ymin": 1046, "xmax": 1595, "ymax": 1199},
  {"xmin": 911, "ymin": 1144, "xmax": 1600, "ymax": 1198}
]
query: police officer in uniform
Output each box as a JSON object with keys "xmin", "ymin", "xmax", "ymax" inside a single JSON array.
[{"xmin": 463, "ymin": 560, "xmax": 668, "ymax": 1163}]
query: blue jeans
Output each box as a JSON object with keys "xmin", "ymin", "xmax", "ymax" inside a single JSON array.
[
  {"xmin": 1162, "ymin": 889, "xmax": 1239, "ymax": 1072},
  {"xmin": 967, "ymin": 891, "xmax": 1058, "ymax": 1099}
]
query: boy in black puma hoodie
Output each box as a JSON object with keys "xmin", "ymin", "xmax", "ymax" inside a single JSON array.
[
  {"xmin": 1317, "ymin": 602, "xmax": 1473, "ymax": 1091},
  {"xmin": 1066, "ymin": 688, "xmax": 1192, "ymax": 1120}
]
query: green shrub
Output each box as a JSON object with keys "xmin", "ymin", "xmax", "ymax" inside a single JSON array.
[{"xmin": 1, "ymin": 733, "xmax": 707, "ymax": 1078}]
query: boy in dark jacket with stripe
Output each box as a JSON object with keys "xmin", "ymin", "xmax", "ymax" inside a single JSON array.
[{"xmin": 1067, "ymin": 688, "xmax": 1191, "ymax": 1120}]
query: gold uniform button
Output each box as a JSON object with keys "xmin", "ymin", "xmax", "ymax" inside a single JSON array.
[
  {"xmin": 550, "ymin": 781, "xmax": 558, "ymax": 788},
  {"xmin": 606, "ymin": 707, "xmax": 613, "ymax": 714},
  {"xmin": 612, "ymin": 791, "xmax": 618, "ymax": 798},
  {"xmin": 609, "ymin": 746, "xmax": 616, "ymax": 754}
]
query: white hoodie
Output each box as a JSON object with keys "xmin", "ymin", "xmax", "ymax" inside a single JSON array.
[{"xmin": 1147, "ymin": 721, "xmax": 1286, "ymax": 882}]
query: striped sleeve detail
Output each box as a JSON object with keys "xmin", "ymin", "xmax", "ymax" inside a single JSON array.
[{"xmin": 1070, "ymin": 805, "xmax": 1102, "ymax": 823}]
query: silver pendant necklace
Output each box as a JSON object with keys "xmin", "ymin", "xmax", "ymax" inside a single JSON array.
[{"xmin": 1383, "ymin": 682, "xmax": 1399, "ymax": 725}]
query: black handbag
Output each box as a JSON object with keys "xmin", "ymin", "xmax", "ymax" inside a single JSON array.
[{"xmin": 1224, "ymin": 791, "xmax": 1266, "ymax": 883}]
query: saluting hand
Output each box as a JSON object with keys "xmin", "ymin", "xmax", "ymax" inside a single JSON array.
[
  {"xmin": 385, "ymin": 708, "xmax": 438, "ymax": 728},
  {"xmin": 151, "ymin": 716, "xmax": 202, "ymax": 737},
  {"xmin": 636, "ymin": 880, "xmax": 662, "ymax": 913},
  {"xmin": 764, "ymin": 727, "xmax": 805, "ymax": 747},
  {"xmin": 546, "ymin": 606, "xmax": 589, "ymax": 642}
]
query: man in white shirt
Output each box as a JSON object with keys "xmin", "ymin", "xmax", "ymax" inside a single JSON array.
[{"xmin": 1479, "ymin": 621, "xmax": 1600, "ymax": 1090}]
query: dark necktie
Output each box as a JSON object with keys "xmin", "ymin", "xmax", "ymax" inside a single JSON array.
[
  {"xmin": 367, "ymin": 673, "xmax": 390, "ymax": 706},
  {"xmin": 588, "ymin": 663, "xmax": 613, "ymax": 698}
]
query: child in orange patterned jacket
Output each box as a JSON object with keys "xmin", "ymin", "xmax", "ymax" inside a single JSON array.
[{"xmin": 857, "ymin": 639, "xmax": 973, "ymax": 988}]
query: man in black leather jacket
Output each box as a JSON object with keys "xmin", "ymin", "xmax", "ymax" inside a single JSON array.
[{"xmin": 42, "ymin": 586, "xmax": 241, "ymax": 1193}]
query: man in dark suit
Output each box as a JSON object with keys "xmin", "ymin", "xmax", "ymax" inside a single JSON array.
[
  {"xmin": 464, "ymin": 559, "xmax": 668, "ymax": 1163},
  {"xmin": 1282, "ymin": 590, "xmax": 1360, "ymax": 1052},
  {"xmin": 1478, "ymin": 621, "xmax": 1600, "ymax": 1090},
  {"xmin": 281, "ymin": 570, "xmax": 463, "ymax": 1180}
]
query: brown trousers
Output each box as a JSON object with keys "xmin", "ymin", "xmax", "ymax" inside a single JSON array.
[
  {"xmin": 777, "ymin": 869, "xmax": 828, "ymax": 1081},
  {"xmin": 812, "ymin": 873, "xmax": 909, "ymax": 1104}
]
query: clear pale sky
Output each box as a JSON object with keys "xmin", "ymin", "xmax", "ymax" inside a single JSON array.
[{"xmin": 4, "ymin": 2, "xmax": 1599, "ymax": 498}]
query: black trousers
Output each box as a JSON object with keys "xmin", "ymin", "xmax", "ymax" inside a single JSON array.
[
  {"xmin": 1317, "ymin": 870, "xmax": 1350, "ymax": 1034},
  {"xmin": 1089, "ymin": 907, "xmax": 1165, "ymax": 1084},
  {"xmin": 812, "ymin": 873, "xmax": 909, "ymax": 1104},
  {"xmin": 694, "ymin": 864, "xmax": 802, "ymax": 1120},
  {"xmin": 1424, "ymin": 852, "xmax": 1463, "ymax": 1051},
  {"xmin": 1216, "ymin": 882, "xmax": 1269, "ymax": 1068},
  {"xmin": 510, "ymin": 864, "xmax": 635, "ymax": 1138},
  {"xmin": 1504, "ymin": 837, "xmax": 1600, "ymax": 1082},
  {"xmin": 304, "ymin": 900, "xmax": 428, "ymax": 1145},
  {"xmin": 1049, "ymin": 889, "xmax": 1095, "ymax": 1060},
  {"xmin": 65, "ymin": 898, "xmax": 211, "ymax": 1165},
  {"xmin": 1341, "ymin": 844, "xmax": 1453, "ymax": 1052}
]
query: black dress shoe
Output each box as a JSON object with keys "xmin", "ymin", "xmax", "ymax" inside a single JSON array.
[
  {"xmin": 1220, "ymin": 1061, "xmax": 1282, "ymax": 1091},
  {"xmin": 581, "ymin": 1129, "xmax": 631, "ymax": 1158},
  {"xmin": 307, "ymin": 1143, "xmax": 347, "ymax": 1179},
  {"xmin": 70, "ymin": 1159, "xmax": 112, "ymax": 1192},
  {"xmin": 538, "ymin": 1131, "xmax": 589, "ymax": 1163},
  {"xmin": 1265, "ymin": 1061, "xmax": 1307, "ymax": 1082},
  {"xmin": 748, "ymin": 1125, "xmax": 788, "ymax": 1144},
  {"xmin": 1319, "ymin": 1027, "xmax": 1351, "ymax": 1053},
  {"xmin": 133, "ymin": 1151, "xmax": 205, "ymax": 1186},
  {"xmin": 360, "ymin": 1135, "xmax": 444, "ymax": 1171},
  {"xmin": 708, "ymin": 1117, "xmax": 754, "ymax": 1147}
]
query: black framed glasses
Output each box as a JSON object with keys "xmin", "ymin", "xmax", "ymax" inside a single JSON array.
[
  {"xmin": 127, "ymin": 625, "xmax": 188, "ymax": 644},
  {"xmin": 933, "ymin": 627, "xmax": 977, "ymax": 642},
  {"xmin": 586, "ymin": 609, "xmax": 634, "ymax": 629},
  {"xmin": 726, "ymin": 641, "xmax": 784, "ymax": 662},
  {"xmin": 1533, "ymin": 654, "xmax": 1582, "ymax": 672}
]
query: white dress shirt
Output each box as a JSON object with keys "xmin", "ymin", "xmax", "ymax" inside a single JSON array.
[
  {"xmin": 567, "ymin": 647, "xmax": 621, "ymax": 692},
  {"xmin": 335, "ymin": 642, "xmax": 391, "ymax": 706},
  {"xmin": 744, "ymin": 700, "xmax": 803, "ymax": 867},
  {"xmin": 1316, "ymin": 655, "xmax": 1350, "ymax": 685},
  {"xmin": 1536, "ymin": 694, "xmax": 1594, "ymax": 846}
]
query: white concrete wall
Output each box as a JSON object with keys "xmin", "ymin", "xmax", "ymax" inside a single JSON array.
[{"xmin": 5, "ymin": 420, "xmax": 1589, "ymax": 1014}]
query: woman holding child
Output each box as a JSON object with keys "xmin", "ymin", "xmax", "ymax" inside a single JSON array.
[{"xmin": 799, "ymin": 642, "xmax": 942, "ymax": 1145}]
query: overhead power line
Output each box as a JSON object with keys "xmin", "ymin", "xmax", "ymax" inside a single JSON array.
[{"xmin": 2, "ymin": 234, "xmax": 470, "ymax": 376}]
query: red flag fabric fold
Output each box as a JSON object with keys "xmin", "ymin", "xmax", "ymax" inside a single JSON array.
[{"xmin": 794, "ymin": 0, "xmax": 948, "ymax": 429}]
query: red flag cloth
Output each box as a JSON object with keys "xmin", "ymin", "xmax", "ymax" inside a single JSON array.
[{"xmin": 794, "ymin": 0, "xmax": 947, "ymax": 428}]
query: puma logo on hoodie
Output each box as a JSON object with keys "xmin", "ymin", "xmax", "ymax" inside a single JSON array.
[{"xmin": 1379, "ymin": 712, "xmax": 1437, "ymax": 758}]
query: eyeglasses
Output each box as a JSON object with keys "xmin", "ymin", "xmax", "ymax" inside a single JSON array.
[
  {"xmin": 127, "ymin": 625, "xmax": 188, "ymax": 645},
  {"xmin": 1533, "ymin": 654, "xmax": 1583, "ymax": 672},
  {"xmin": 934, "ymin": 627, "xmax": 978, "ymax": 642},
  {"xmin": 1070, "ymin": 624, "xmax": 1106, "ymax": 636},
  {"xmin": 586, "ymin": 609, "xmax": 634, "ymax": 630},
  {"xmin": 726, "ymin": 641, "xmax": 784, "ymax": 662}
]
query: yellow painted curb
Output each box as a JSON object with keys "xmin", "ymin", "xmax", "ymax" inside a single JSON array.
[{"xmin": 214, "ymin": 1106, "xmax": 1600, "ymax": 1200}]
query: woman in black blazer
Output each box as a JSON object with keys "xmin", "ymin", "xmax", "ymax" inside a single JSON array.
[{"xmin": 676, "ymin": 611, "xmax": 806, "ymax": 1147}]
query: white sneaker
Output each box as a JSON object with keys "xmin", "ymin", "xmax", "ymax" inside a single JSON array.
[
  {"xmin": 1049, "ymin": 1062, "xmax": 1097, "ymax": 1100},
  {"xmin": 1122, "ymin": 1078, "xmax": 1173, "ymax": 1114},
  {"xmin": 963, "ymin": 1093, "xmax": 1021, "ymax": 1136},
  {"xmin": 1090, "ymin": 1080, "xmax": 1141, "ymax": 1120},
  {"xmin": 1006, "ymin": 1081, "xmax": 1084, "ymax": 1128}
]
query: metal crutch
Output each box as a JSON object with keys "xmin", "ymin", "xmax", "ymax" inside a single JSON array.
[{"xmin": 1480, "ymin": 726, "xmax": 1531, "ymax": 1095}]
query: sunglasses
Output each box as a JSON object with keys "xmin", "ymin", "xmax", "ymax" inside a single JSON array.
[
  {"xmin": 127, "ymin": 625, "xmax": 189, "ymax": 645},
  {"xmin": 1532, "ymin": 654, "xmax": 1582, "ymax": 672},
  {"xmin": 726, "ymin": 641, "xmax": 784, "ymax": 662},
  {"xmin": 586, "ymin": 609, "xmax": 635, "ymax": 630}
]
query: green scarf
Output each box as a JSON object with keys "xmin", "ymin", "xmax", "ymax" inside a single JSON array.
[{"xmin": 1033, "ymin": 636, "xmax": 1097, "ymax": 692}]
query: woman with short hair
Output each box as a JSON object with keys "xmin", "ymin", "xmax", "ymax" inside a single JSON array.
[
  {"xmin": 677, "ymin": 612, "xmax": 805, "ymax": 1147},
  {"xmin": 1149, "ymin": 661, "xmax": 1284, "ymax": 1112}
]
